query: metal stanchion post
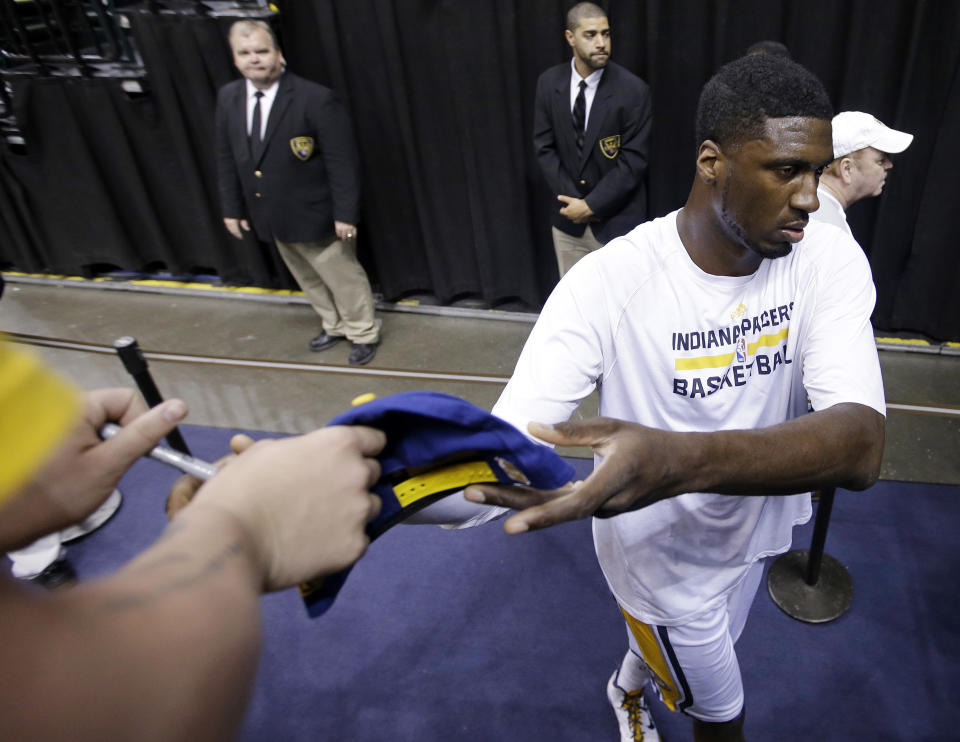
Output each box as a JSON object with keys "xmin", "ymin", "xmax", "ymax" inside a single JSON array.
[{"xmin": 766, "ymin": 486, "xmax": 854, "ymax": 623}]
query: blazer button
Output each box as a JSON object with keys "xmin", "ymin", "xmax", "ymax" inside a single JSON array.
[
  {"xmin": 579, "ymin": 179, "xmax": 587, "ymax": 185},
  {"xmin": 254, "ymin": 170, "xmax": 262, "ymax": 178},
  {"xmin": 254, "ymin": 192, "xmax": 261, "ymax": 198}
]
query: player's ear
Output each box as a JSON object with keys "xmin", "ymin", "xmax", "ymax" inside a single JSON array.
[
  {"xmin": 564, "ymin": 29, "xmax": 575, "ymax": 48},
  {"xmin": 696, "ymin": 140, "xmax": 723, "ymax": 185}
]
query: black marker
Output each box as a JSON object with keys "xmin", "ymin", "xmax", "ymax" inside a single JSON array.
[{"xmin": 114, "ymin": 336, "xmax": 191, "ymax": 455}]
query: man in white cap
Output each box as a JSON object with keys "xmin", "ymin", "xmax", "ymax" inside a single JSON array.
[{"xmin": 812, "ymin": 110, "xmax": 913, "ymax": 235}]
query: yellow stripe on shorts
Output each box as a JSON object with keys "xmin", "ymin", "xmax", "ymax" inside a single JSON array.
[{"xmin": 620, "ymin": 607, "xmax": 683, "ymax": 712}]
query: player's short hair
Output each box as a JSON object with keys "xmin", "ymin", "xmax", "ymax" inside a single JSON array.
[
  {"xmin": 695, "ymin": 54, "xmax": 833, "ymax": 149},
  {"xmin": 228, "ymin": 19, "xmax": 280, "ymax": 50},
  {"xmin": 566, "ymin": 2, "xmax": 607, "ymax": 32}
]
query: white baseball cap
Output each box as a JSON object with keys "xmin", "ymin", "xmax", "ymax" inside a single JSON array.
[{"xmin": 831, "ymin": 111, "xmax": 914, "ymax": 159}]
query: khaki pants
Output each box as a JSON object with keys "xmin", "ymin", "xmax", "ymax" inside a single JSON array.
[
  {"xmin": 275, "ymin": 235, "xmax": 380, "ymax": 344},
  {"xmin": 551, "ymin": 225, "xmax": 604, "ymax": 277}
]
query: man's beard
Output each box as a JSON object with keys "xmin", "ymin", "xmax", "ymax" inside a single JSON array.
[
  {"xmin": 719, "ymin": 177, "xmax": 792, "ymax": 260},
  {"xmin": 580, "ymin": 51, "xmax": 608, "ymax": 71}
]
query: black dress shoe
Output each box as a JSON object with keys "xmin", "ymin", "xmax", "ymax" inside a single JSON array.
[
  {"xmin": 309, "ymin": 332, "xmax": 344, "ymax": 352},
  {"xmin": 348, "ymin": 342, "xmax": 378, "ymax": 366},
  {"xmin": 28, "ymin": 559, "xmax": 77, "ymax": 590}
]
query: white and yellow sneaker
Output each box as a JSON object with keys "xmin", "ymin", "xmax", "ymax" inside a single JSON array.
[{"xmin": 606, "ymin": 670, "xmax": 662, "ymax": 742}]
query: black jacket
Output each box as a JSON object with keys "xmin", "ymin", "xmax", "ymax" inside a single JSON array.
[
  {"xmin": 216, "ymin": 72, "xmax": 360, "ymax": 243},
  {"xmin": 533, "ymin": 61, "xmax": 651, "ymax": 244}
]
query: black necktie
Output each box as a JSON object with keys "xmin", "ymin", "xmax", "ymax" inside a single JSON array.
[
  {"xmin": 572, "ymin": 80, "xmax": 587, "ymax": 152},
  {"xmin": 250, "ymin": 91, "xmax": 264, "ymax": 145}
]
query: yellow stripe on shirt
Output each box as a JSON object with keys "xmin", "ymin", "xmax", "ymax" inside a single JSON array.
[{"xmin": 674, "ymin": 328, "xmax": 789, "ymax": 371}]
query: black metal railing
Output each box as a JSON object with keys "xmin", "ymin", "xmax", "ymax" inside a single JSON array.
[
  {"xmin": 0, "ymin": 0, "xmax": 238, "ymax": 77},
  {"xmin": 0, "ymin": 1, "xmax": 264, "ymax": 141},
  {"xmin": 0, "ymin": 0, "xmax": 136, "ymax": 73}
]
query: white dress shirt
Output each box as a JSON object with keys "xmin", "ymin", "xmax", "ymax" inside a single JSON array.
[
  {"xmin": 811, "ymin": 184, "xmax": 852, "ymax": 236},
  {"xmin": 246, "ymin": 78, "xmax": 280, "ymax": 140},
  {"xmin": 569, "ymin": 60, "xmax": 604, "ymax": 131}
]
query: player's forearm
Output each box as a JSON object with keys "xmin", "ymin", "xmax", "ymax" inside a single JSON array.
[
  {"xmin": 0, "ymin": 506, "xmax": 265, "ymax": 742},
  {"xmin": 676, "ymin": 402, "xmax": 885, "ymax": 496}
]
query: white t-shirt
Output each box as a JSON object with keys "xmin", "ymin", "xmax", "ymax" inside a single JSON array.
[{"xmin": 493, "ymin": 210, "xmax": 885, "ymax": 624}]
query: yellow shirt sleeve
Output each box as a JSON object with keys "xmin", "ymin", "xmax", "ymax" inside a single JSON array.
[{"xmin": 0, "ymin": 339, "xmax": 81, "ymax": 507}]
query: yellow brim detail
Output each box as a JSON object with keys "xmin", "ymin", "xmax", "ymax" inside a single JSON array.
[{"xmin": 393, "ymin": 460, "xmax": 499, "ymax": 507}]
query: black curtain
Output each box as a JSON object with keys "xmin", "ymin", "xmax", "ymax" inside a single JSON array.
[
  {"xmin": 0, "ymin": 12, "xmax": 295, "ymax": 287},
  {"xmin": 1, "ymin": 1, "xmax": 958, "ymax": 336}
]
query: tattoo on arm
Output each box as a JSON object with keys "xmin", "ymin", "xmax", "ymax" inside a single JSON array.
[{"xmin": 95, "ymin": 539, "xmax": 250, "ymax": 613}]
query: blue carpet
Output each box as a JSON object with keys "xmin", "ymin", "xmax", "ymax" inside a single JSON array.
[{"xmin": 36, "ymin": 425, "xmax": 960, "ymax": 741}]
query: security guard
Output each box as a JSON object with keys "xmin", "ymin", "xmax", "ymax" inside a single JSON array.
[
  {"xmin": 533, "ymin": 2, "xmax": 652, "ymax": 276},
  {"xmin": 216, "ymin": 20, "xmax": 381, "ymax": 365}
]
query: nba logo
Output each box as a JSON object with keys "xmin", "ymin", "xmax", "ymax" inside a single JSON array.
[{"xmin": 736, "ymin": 337, "xmax": 747, "ymax": 363}]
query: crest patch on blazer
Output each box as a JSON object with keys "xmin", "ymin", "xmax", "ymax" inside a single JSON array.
[
  {"xmin": 599, "ymin": 135, "xmax": 621, "ymax": 159},
  {"xmin": 290, "ymin": 136, "xmax": 315, "ymax": 161}
]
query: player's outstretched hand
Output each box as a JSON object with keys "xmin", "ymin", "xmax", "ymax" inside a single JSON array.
[
  {"xmin": 464, "ymin": 417, "xmax": 680, "ymax": 534},
  {"xmin": 182, "ymin": 425, "xmax": 385, "ymax": 591}
]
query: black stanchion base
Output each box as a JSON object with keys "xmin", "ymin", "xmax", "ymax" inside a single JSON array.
[{"xmin": 766, "ymin": 549, "xmax": 853, "ymax": 623}]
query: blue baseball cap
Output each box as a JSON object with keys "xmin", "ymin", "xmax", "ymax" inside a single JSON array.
[{"xmin": 300, "ymin": 391, "xmax": 575, "ymax": 616}]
